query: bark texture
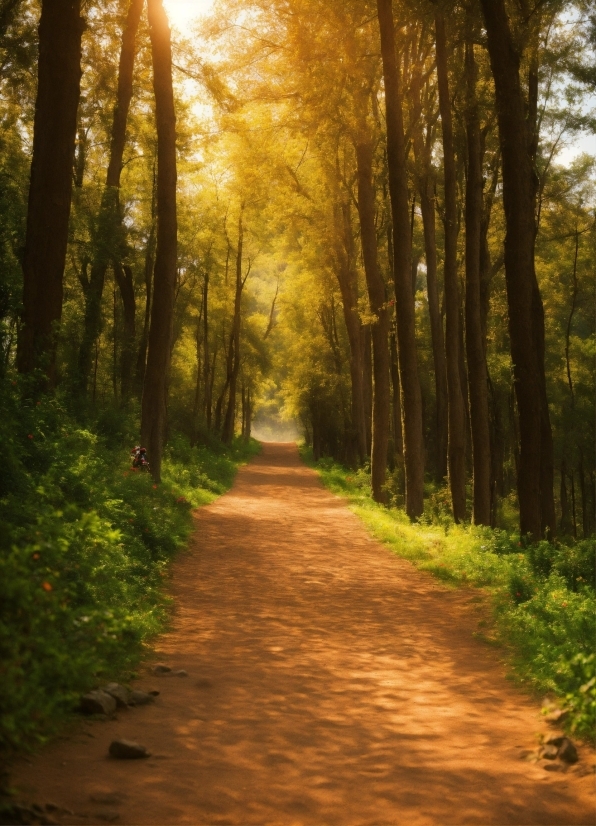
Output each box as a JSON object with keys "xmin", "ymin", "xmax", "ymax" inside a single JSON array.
[
  {"xmin": 480, "ymin": 0, "xmax": 556, "ymax": 538},
  {"xmin": 377, "ymin": 0, "xmax": 424, "ymax": 518},
  {"xmin": 141, "ymin": 0, "xmax": 177, "ymax": 482},
  {"xmin": 17, "ymin": 0, "xmax": 84, "ymax": 381},
  {"xmin": 77, "ymin": 0, "xmax": 143, "ymax": 394},
  {"xmin": 355, "ymin": 139, "xmax": 390, "ymax": 502},
  {"xmin": 222, "ymin": 207, "xmax": 246, "ymax": 445},
  {"xmin": 464, "ymin": 35, "xmax": 492, "ymax": 526},
  {"xmin": 435, "ymin": 12, "xmax": 466, "ymax": 522}
]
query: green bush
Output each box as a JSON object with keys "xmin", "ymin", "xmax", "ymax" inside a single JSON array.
[{"xmin": 0, "ymin": 375, "xmax": 257, "ymax": 751}]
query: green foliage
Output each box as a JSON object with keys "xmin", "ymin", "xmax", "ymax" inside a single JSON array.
[
  {"xmin": 0, "ymin": 375, "xmax": 256, "ymax": 752},
  {"xmin": 305, "ymin": 447, "xmax": 596, "ymax": 739}
]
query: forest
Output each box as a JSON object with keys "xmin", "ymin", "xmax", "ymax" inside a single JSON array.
[{"xmin": 0, "ymin": 0, "xmax": 595, "ymax": 756}]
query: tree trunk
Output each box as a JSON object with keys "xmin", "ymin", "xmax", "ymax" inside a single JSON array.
[
  {"xmin": 332, "ymin": 194, "xmax": 368, "ymax": 464},
  {"xmin": 113, "ymin": 262, "xmax": 136, "ymax": 399},
  {"xmin": 376, "ymin": 0, "xmax": 424, "ymax": 518},
  {"xmin": 362, "ymin": 324, "xmax": 373, "ymax": 455},
  {"xmin": 417, "ymin": 163, "xmax": 448, "ymax": 483},
  {"xmin": 480, "ymin": 0, "xmax": 556, "ymax": 539},
  {"xmin": 77, "ymin": 0, "xmax": 143, "ymax": 394},
  {"xmin": 141, "ymin": 0, "xmax": 177, "ymax": 482},
  {"xmin": 17, "ymin": 0, "xmax": 84, "ymax": 382},
  {"xmin": 222, "ymin": 206, "xmax": 245, "ymax": 445},
  {"xmin": 435, "ymin": 11, "xmax": 466, "ymax": 522},
  {"xmin": 355, "ymin": 139, "xmax": 390, "ymax": 502},
  {"xmin": 464, "ymin": 34, "xmax": 491, "ymax": 526},
  {"xmin": 202, "ymin": 272, "xmax": 211, "ymax": 427}
]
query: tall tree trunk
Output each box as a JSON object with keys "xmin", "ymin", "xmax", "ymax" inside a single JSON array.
[
  {"xmin": 202, "ymin": 272, "xmax": 211, "ymax": 428},
  {"xmin": 480, "ymin": 0, "xmax": 556, "ymax": 539},
  {"xmin": 416, "ymin": 157, "xmax": 448, "ymax": 483},
  {"xmin": 332, "ymin": 191, "xmax": 367, "ymax": 464},
  {"xmin": 114, "ymin": 262, "xmax": 136, "ymax": 399},
  {"xmin": 435, "ymin": 11, "xmax": 466, "ymax": 522},
  {"xmin": 355, "ymin": 139, "xmax": 390, "ymax": 502},
  {"xmin": 77, "ymin": 0, "xmax": 143, "ymax": 393},
  {"xmin": 362, "ymin": 324, "xmax": 373, "ymax": 454},
  {"xmin": 390, "ymin": 329, "xmax": 405, "ymax": 490},
  {"xmin": 464, "ymin": 34, "xmax": 491, "ymax": 525},
  {"xmin": 135, "ymin": 191, "xmax": 156, "ymax": 391},
  {"xmin": 141, "ymin": 0, "xmax": 177, "ymax": 482},
  {"xmin": 17, "ymin": 0, "xmax": 84, "ymax": 382},
  {"xmin": 376, "ymin": 0, "xmax": 424, "ymax": 518},
  {"xmin": 222, "ymin": 206, "xmax": 245, "ymax": 445}
]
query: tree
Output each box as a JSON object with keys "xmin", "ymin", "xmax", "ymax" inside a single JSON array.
[
  {"xmin": 17, "ymin": 0, "xmax": 84, "ymax": 382},
  {"xmin": 463, "ymin": 26, "xmax": 492, "ymax": 526},
  {"xmin": 435, "ymin": 10, "xmax": 466, "ymax": 521},
  {"xmin": 77, "ymin": 0, "xmax": 144, "ymax": 396},
  {"xmin": 376, "ymin": 0, "xmax": 425, "ymax": 518},
  {"xmin": 141, "ymin": 0, "xmax": 177, "ymax": 481},
  {"xmin": 480, "ymin": 0, "xmax": 556, "ymax": 539}
]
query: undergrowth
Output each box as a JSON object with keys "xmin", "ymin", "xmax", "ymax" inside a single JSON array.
[
  {"xmin": 0, "ymin": 375, "xmax": 259, "ymax": 752},
  {"xmin": 302, "ymin": 448, "xmax": 596, "ymax": 741}
]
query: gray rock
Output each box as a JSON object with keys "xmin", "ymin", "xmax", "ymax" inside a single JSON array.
[
  {"xmin": 102, "ymin": 683, "xmax": 129, "ymax": 708},
  {"xmin": 558, "ymin": 737, "xmax": 578, "ymax": 764},
  {"xmin": 128, "ymin": 690, "xmax": 155, "ymax": 706},
  {"xmin": 80, "ymin": 690, "xmax": 117, "ymax": 716},
  {"xmin": 151, "ymin": 663, "xmax": 172, "ymax": 674},
  {"xmin": 540, "ymin": 744, "xmax": 559, "ymax": 760},
  {"xmin": 108, "ymin": 739, "xmax": 150, "ymax": 759}
]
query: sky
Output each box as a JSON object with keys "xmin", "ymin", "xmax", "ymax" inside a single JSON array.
[
  {"xmin": 162, "ymin": 0, "xmax": 595, "ymax": 166},
  {"xmin": 163, "ymin": 0, "xmax": 214, "ymax": 30}
]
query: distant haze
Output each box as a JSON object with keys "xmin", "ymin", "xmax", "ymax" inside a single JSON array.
[{"xmin": 252, "ymin": 414, "xmax": 300, "ymax": 443}]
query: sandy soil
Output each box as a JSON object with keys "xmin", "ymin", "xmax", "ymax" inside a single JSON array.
[{"xmin": 9, "ymin": 442, "xmax": 596, "ymax": 825}]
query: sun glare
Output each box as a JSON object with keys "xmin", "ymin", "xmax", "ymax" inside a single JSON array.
[{"xmin": 163, "ymin": 0, "xmax": 214, "ymax": 30}]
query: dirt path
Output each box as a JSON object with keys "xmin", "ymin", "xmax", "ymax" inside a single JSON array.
[{"xmin": 11, "ymin": 443, "xmax": 595, "ymax": 825}]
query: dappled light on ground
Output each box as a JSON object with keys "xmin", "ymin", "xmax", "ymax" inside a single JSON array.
[{"xmin": 11, "ymin": 444, "xmax": 595, "ymax": 824}]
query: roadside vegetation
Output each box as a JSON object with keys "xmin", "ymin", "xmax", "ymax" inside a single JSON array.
[
  {"xmin": 0, "ymin": 376, "xmax": 258, "ymax": 752},
  {"xmin": 304, "ymin": 448, "xmax": 596, "ymax": 741}
]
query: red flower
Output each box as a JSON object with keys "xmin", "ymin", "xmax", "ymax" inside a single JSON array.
[
  {"xmin": 152, "ymin": 484, "xmax": 157, "ymax": 489},
  {"xmin": 41, "ymin": 581, "xmax": 53, "ymax": 592},
  {"xmin": 32, "ymin": 553, "xmax": 40, "ymax": 560},
  {"xmin": 27, "ymin": 434, "xmax": 33, "ymax": 439}
]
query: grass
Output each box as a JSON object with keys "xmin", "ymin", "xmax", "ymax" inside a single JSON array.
[
  {"xmin": 302, "ymin": 448, "xmax": 596, "ymax": 741},
  {"xmin": 0, "ymin": 375, "xmax": 259, "ymax": 752}
]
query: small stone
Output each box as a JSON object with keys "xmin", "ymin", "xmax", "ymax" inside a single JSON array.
[
  {"xmin": 127, "ymin": 690, "xmax": 155, "ymax": 706},
  {"xmin": 543, "ymin": 761, "xmax": 565, "ymax": 772},
  {"xmin": 174, "ymin": 669, "xmax": 188, "ymax": 677},
  {"xmin": 151, "ymin": 664, "xmax": 171, "ymax": 674},
  {"xmin": 148, "ymin": 690, "xmax": 160, "ymax": 696},
  {"xmin": 102, "ymin": 683, "xmax": 129, "ymax": 708},
  {"xmin": 544, "ymin": 733, "xmax": 565, "ymax": 747},
  {"xmin": 540, "ymin": 744, "xmax": 559, "ymax": 760},
  {"xmin": 557, "ymin": 737, "xmax": 578, "ymax": 764},
  {"xmin": 108, "ymin": 739, "xmax": 150, "ymax": 759},
  {"xmin": 80, "ymin": 690, "xmax": 117, "ymax": 716}
]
